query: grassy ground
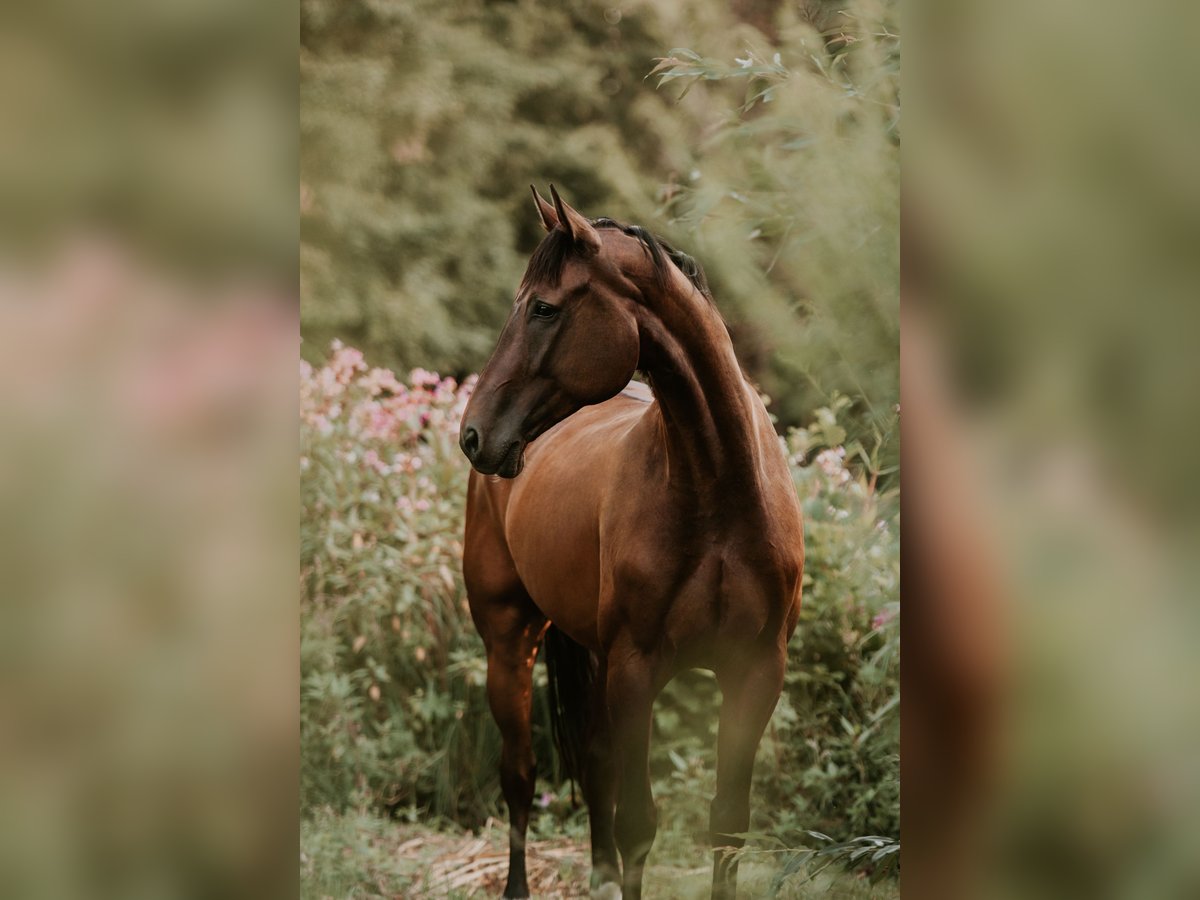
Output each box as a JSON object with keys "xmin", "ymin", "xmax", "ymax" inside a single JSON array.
[{"xmin": 301, "ymin": 809, "xmax": 898, "ymax": 899}]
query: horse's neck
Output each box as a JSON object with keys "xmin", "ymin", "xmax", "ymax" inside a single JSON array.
[{"xmin": 637, "ymin": 279, "xmax": 767, "ymax": 500}]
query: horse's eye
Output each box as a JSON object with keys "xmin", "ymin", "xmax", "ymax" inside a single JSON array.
[{"xmin": 531, "ymin": 301, "xmax": 559, "ymax": 320}]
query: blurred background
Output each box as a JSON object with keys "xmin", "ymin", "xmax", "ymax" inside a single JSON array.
[
  {"xmin": 0, "ymin": 1, "xmax": 298, "ymax": 899},
  {"xmin": 3, "ymin": 0, "xmax": 1198, "ymax": 898},
  {"xmin": 906, "ymin": 1, "xmax": 1200, "ymax": 897}
]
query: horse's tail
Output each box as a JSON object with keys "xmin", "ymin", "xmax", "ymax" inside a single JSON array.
[{"xmin": 542, "ymin": 624, "xmax": 598, "ymax": 793}]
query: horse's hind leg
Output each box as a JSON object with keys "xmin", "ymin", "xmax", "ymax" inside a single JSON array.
[
  {"xmin": 477, "ymin": 590, "xmax": 547, "ymax": 899},
  {"xmin": 710, "ymin": 647, "xmax": 786, "ymax": 900},
  {"xmin": 582, "ymin": 656, "xmax": 620, "ymax": 898}
]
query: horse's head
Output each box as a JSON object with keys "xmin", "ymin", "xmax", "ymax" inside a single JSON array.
[{"xmin": 459, "ymin": 186, "xmax": 642, "ymax": 477}]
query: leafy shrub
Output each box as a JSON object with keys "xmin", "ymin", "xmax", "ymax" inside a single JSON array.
[
  {"xmin": 300, "ymin": 0, "xmax": 900, "ymax": 439},
  {"xmin": 652, "ymin": 0, "xmax": 900, "ymax": 453},
  {"xmin": 300, "ymin": 0, "xmax": 702, "ymax": 380},
  {"xmin": 303, "ymin": 343, "xmax": 495, "ymax": 822},
  {"xmin": 300, "ymin": 345, "xmax": 899, "ymax": 868}
]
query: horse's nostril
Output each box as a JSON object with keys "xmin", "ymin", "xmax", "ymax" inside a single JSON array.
[{"xmin": 461, "ymin": 426, "xmax": 480, "ymax": 461}]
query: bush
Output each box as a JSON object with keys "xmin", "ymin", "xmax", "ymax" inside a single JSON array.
[
  {"xmin": 300, "ymin": 0, "xmax": 900, "ymax": 441},
  {"xmin": 300, "ymin": 0, "xmax": 703, "ymax": 380},
  {"xmin": 300, "ymin": 343, "xmax": 497, "ymax": 822},
  {"xmin": 300, "ymin": 345, "xmax": 899, "ymax": 864},
  {"xmin": 652, "ymin": 0, "xmax": 900, "ymax": 459}
]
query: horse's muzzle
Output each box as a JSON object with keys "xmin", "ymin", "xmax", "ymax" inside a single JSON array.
[
  {"xmin": 460, "ymin": 425, "xmax": 524, "ymax": 478},
  {"xmin": 460, "ymin": 425, "xmax": 481, "ymax": 462}
]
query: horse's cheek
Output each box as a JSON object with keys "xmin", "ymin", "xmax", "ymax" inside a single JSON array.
[{"xmin": 560, "ymin": 307, "xmax": 638, "ymax": 402}]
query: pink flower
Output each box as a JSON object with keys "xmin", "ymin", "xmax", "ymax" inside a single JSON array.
[
  {"xmin": 410, "ymin": 367, "xmax": 440, "ymax": 388},
  {"xmin": 814, "ymin": 448, "xmax": 850, "ymax": 484},
  {"xmin": 361, "ymin": 367, "xmax": 404, "ymax": 396},
  {"xmin": 317, "ymin": 367, "xmax": 343, "ymax": 398},
  {"xmin": 330, "ymin": 345, "xmax": 366, "ymax": 384},
  {"xmin": 361, "ymin": 403, "xmax": 397, "ymax": 441}
]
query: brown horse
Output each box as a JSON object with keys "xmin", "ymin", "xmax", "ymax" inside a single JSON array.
[{"xmin": 460, "ymin": 186, "xmax": 804, "ymax": 900}]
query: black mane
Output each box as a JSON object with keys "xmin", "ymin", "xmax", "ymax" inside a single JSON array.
[{"xmin": 521, "ymin": 217, "xmax": 712, "ymax": 302}]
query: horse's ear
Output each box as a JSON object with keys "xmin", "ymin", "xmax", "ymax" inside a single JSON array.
[
  {"xmin": 549, "ymin": 184, "xmax": 601, "ymax": 254},
  {"xmin": 530, "ymin": 185, "xmax": 559, "ymax": 232}
]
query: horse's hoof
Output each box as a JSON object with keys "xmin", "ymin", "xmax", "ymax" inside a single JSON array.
[{"xmin": 590, "ymin": 883, "xmax": 622, "ymax": 900}]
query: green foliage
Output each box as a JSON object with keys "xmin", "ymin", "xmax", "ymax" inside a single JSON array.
[
  {"xmin": 302, "ymin": 347, "xmax": 495, "ymax": 821},
  {"xmin": 652, "ymin": 1, "xmax": 900, "ymax": 448},
  {"xmin": 300, "ymin": 347, "xmax": 571, "ymax": 826},
  {"xmin": 300, "ymin": 0, "xmax": 900, "ymax": 438},
  {"xmin": 301, "ymin": 0, "xmax": 695, "ymax": 379},
  {"xmin": 300, "ymin": 348, "xmax": 899, "ymax": 876},
  {"xmin": 300, "ymin": 807, "xmax": 420, "ymax": 899},
  {"xmin": 735, "ymin": 831, "xmax": 900, "ymax": 896}
]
